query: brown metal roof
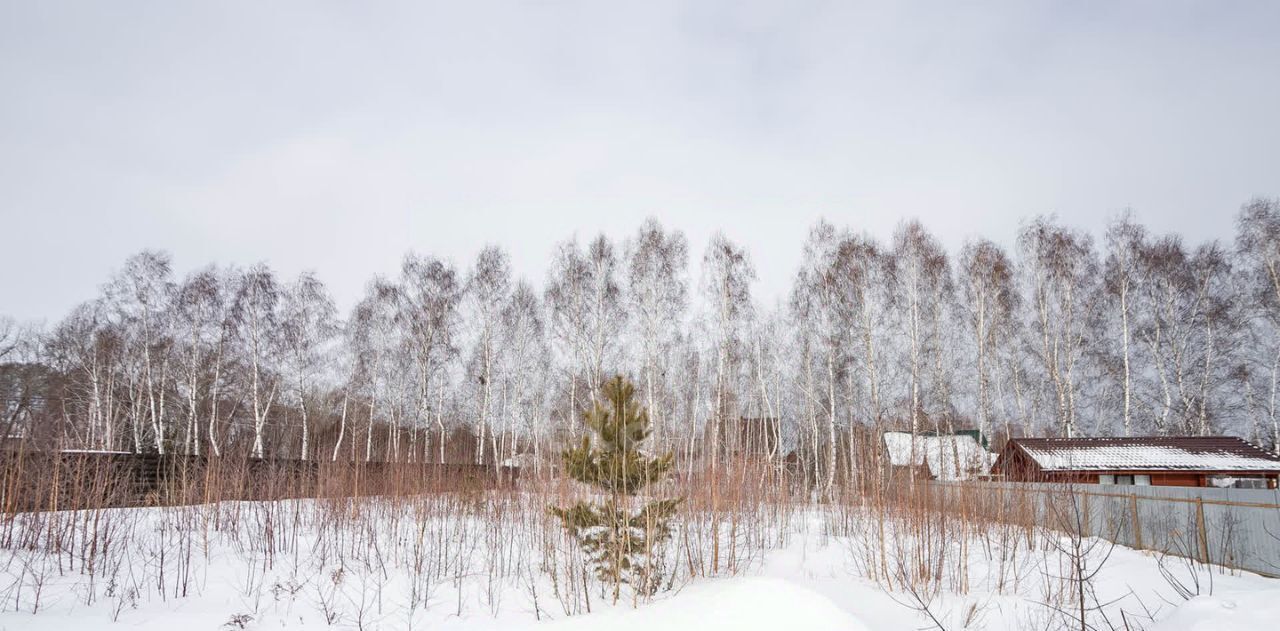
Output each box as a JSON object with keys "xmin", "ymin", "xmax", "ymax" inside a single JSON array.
[{"xmin": 1007, "ymin": 436, "xmax": 1280, "ymax": 472}]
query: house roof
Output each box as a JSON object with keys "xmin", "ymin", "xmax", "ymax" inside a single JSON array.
[
  {"xmin": 1007, "ymin": 436, "xmax": 1280, "ymax": 473},
  {"xmin": 883, "ymin": 432, "xmax": 994, "ymax": 481}
]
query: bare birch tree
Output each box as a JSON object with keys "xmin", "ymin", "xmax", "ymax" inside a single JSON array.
[{"xmin": 625, "ymin": 219, "xmax": 689, "ymax": 450}]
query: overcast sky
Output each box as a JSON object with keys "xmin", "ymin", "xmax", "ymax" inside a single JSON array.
[{"xmin": 2, "ymin": 1, "xmax": 1277, "ymax": 323}]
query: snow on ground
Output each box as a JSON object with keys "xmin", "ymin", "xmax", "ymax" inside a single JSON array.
[
  {"xmin": 1151, "ymin": 589, "xmax": 1280, "ymax": 631},
  {"xmin": 508, "ymin": 578, "xmax": 870, "ymax": 631},
  {"xmin": 1, "ymin": 499, "xmax": 1277, "ymax": 631}
]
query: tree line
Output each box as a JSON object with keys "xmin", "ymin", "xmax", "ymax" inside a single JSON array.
[{"xmin": 3, "ymin": 199, "xmax": 1280, "ymax": 481}]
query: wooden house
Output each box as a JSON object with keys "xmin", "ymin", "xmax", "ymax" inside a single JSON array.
[{"xmin": 991, "ymin": 436, "xmax": 1280, "ymax": 489}]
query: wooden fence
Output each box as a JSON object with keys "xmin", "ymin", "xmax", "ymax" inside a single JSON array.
[{"xmin": 0, "ymin": 450, "xmax": 518, "ymax": 513}]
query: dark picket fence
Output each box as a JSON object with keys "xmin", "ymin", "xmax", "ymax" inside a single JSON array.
[{"xmin": 0, "ymin": 449, "xmax": 518, "ymax": 513}]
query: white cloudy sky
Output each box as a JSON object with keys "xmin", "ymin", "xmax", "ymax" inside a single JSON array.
[{"xmin": 2, "ymin": 1, "xmax": 1277, "ymax": 322}]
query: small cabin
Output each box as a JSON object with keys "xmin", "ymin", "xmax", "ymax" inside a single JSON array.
[
  {"xmin": 882, "ymin": 431, "xmax": 994, "ymax": 481},
  {"xmin": 991, "ymin": 436, "xmax": 1280, "ymax": 489}
]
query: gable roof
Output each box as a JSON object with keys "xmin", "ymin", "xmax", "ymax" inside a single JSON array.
[
  {"xmin": 1007, "ymin": 436, "xmax": 1280, "ymax": 473},
  {"xmin": 883, "ymin": 432, "xmax": 994, "ymax": 481}
]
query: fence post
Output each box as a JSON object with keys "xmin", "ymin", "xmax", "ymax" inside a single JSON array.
[
  {"xmin": 1082, "ymin": 490, "xmax": 1090, "ymax": 538},
  {"xmin": 1131, "ymin": 493, "xmax": 1143, "ymax": 550},
  {"xmin": 1195, "ymin": 497, "xmax": 1210, "ymax": 563}
]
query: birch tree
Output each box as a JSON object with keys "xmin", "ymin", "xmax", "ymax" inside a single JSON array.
[
  {"xmin": 958, "ymin": 239, "xmax": 1016, "ymax": 443},
  {"xmin": 702, "ymin": 233, "xmax": 755, "ymax": 472},
  {"xmin": 280, "ymin": 272, "xmax": 338, "ymax": 460},
  {"xmin": 396, "ymin": 254, "xmax": 461, "ymax": 462},
  {"xmin": 466, "ymin": 246, "xmax": 512, "ymax": 465},
  {"xmin": 1018, "ymin": 217, "xmax": 1101, "ymax": 437},
  {"xmin": 234, "ymin": 264, "xmax": 281, "ymax": 459},
  {"xmin": 498, "ymin": 281, "xmax": 549, "ymax": 466},
  {"xmin": 347, "ymin": 280, "xmax": 398, "ymax": 462},
  {"xmin": 820, "ymin": 233, "xmax": 896, "ymax": 429},
  {"xmin": 105, "ymin": 251, "xmax": 175, "ymax": 454},
  {"xmin": 626, "ymin": 219, "xmax": 689, "ymax": 449},
  {"xmin": 793, "ymin": 222, "xmax": 847, "ymax": 495},
  {"xmin": 546, "ymin": 236, "xmax": 625, "ymax": 436},
  {"xmin": 1236, "ymin": 198, "xmax": 1280, "ymax": 451},
  {"xmin": 1104, "ymin": 214, "xmax": 1145, "ymax": 436},
  {"xmin": 892, "ymin": 221, "xmax": 950, "ymax": 436},
  {"xmin": 172, "ymin": 268, "xmax": 224, "ymax": 455}
]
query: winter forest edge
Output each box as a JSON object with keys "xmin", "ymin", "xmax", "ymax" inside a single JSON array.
[{"xmin": 5, "ymin": 199, "xmax": 1280, "ymax": 479}]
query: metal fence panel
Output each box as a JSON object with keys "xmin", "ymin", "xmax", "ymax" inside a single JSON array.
[{"xmin": 933, "ymin": 481, "xmax": 1280, "ymax": 578}]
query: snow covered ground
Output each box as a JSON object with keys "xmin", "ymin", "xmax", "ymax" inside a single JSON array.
[{"xmin": 0, "ymin": 497, "xmax": 1276, "ymax": 631}]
